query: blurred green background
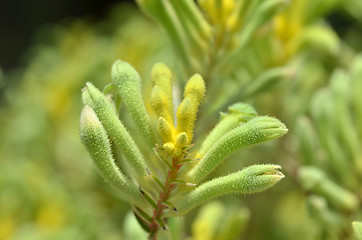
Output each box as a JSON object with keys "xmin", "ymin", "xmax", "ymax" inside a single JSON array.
[{"xmin": 1, "ymin": 0, "xmax": 362, "ymax": 239}]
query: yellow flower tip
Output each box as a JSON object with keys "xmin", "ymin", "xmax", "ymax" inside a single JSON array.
[
  {"xmin": 158, "ymin": 117, "xmax": 175, "ymax": 143},
  {"xmin": 163, "ymin": 142, "xmax": 175, "ymax": 154},
  {"xmin": 198, "ymin": 0, "xmax": 217, "ymax": 24},
  {"xmin": 151, "ymin": 62, "xmax": 172, "ymax": 82},
  {"xmin": 151, "ymin": 85, "xmax": 172, "ymax": 122},
  {"xmin": 226, "ymin": 15, "xmax": 238, "ymax": 32},
  {"xmin": 175, "ymin": 132, "xmax": 188, "ymax": 148},
  {"xmin": 176, "ymin": 97, "xmax": 193, "ymax": 130},
  {"xmin": 221, "ymin": 0, "xmax": 235, "ymax": 21},
  {"xmin": 184, "ymin": 74, "xmax": 206, "ymax": 105},
  {"xmin": 151, "ymin": 62, "xmax": 174, "ymax": 121}
]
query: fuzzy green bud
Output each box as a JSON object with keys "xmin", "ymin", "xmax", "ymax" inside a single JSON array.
[
  {"xmin": 80, "ymin": 106, "xmax": 144, "ymax": 206},
  {"xmin": 188, "ymin": 116, "xmax": 288, "ymax": 183},
  {"xmin": 112, "ymin": 60, "xmax": 156, "ymax": 148},
  {"xmin": 199, "ymin": 102, "xmax": 257, "ymax": 156},
  {"xmin": 176, "ymin": 164, "xmax": 284, "ymax": 214},
  {"xmin": 82, "ymin": 83, "xmax": 149, "ymax": 183}
]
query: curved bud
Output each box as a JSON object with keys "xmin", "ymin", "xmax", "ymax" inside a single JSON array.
[
  {"xmin": 82, "ymin": 83, "xmax": 149, "ymax": 183},
  {"xmin": 80, "ymin": 106, "xmax": 144, "ymax": 206},
  {"xmin": 175, "ymin": 164, "xmax": 284, "ymax": 214},
  {"xmin": 112, "ymin": 60, "xmax": 156, "ymax": 148},
  {"xmin": 188, "ymin": 116, "xmax": 288, "ymax": 183}
]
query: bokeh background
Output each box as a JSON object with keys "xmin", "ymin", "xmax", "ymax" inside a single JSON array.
[{"xmin": 1, "ymin": 0, "xmax": 362, "ymax": 239}]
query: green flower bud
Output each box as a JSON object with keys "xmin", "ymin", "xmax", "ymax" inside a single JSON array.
[
  {"xmin": 82, "ymin": 83, "xmax": 149, "ymax": 183},
  {"xmin": 80, "ymin": 106, "xmax": 144, "ymax": 206},
  {"xmin": 188, "ymin": 116, "xmax": 288, "ymax": 183},
  {"xmin": 176, "ymin": 164, "xmax": 284, "ymax": 214},
  {"xmin": 199, "ymin": 102, "xmax": 257, "ymax": 156},
  {"xmin": 112, "ymin": 60, "xmax": 156, "ymax": 148}
]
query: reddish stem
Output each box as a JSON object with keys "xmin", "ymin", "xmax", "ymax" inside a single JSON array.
[{"xmin": 149, "ymin": 158, "xmax": 180, "ymax": 239}]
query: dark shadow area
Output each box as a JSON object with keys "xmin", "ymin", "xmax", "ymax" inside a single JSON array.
[{"xmin": 0, "ymin": 0, "xmax": 134, "ymax": 71}]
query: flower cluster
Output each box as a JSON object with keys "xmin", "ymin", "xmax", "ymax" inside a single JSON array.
[{"xmin": 80, "ymin": 60, "xmax": 287, "ymax": 239}]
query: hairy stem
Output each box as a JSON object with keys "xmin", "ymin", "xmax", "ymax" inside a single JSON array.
[{"xmin": 149, "ymin": 157, "xmax": 181, "ymax": 239}]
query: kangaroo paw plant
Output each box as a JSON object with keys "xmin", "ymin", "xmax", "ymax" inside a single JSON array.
[{"xmin": 80, "ymin": 60, "xmax": 287, "ymax": 239}]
